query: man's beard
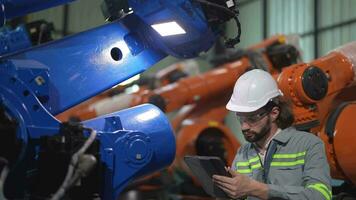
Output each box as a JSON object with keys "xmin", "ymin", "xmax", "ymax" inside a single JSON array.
[{"xmin": 242, "ymin": 117, "xmax": 271, "ymax": 143}]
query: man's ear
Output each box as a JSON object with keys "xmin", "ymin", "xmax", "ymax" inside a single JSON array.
[{"xmin": 270, "ymin": 107, "xmax": 280, "ymax": 122}]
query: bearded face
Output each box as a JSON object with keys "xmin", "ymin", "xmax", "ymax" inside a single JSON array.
[{"xmin": 241, "ymin": 116, "xmax": 271, "ymax": 143}]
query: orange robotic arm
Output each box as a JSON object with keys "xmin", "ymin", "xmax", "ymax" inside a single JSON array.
[
  {"xmin": 131, "ymin": 35, "xmax": 301, "ymax": 112},
  {"xmin": 276, "ymin": 42, "xmax": 356, "ymax": 185}
]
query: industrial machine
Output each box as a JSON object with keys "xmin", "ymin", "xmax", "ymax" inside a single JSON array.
[
  {"xmin": 60, "ymin": 34, "xmax": 356, "ymax": 199},
  {"xmin": 55, "ymin": 35, "xmax": 302, "ymax": 198},
  {"xmin": 55, "ymin": 34, "xmax": 301, "ymax": 164},
  {"xmin": 0, "ymin": 0, "xmax": 241, "ymax": 199}
]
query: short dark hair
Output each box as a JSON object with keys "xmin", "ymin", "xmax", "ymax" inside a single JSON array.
[{"xmin": 271, "ymin": 96, "xmax": 295, "ymax": 129}]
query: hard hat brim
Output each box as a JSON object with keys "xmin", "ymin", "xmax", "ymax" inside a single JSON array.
[
  {"xmin": 226, "ymin": 100, "xmax": 263, "ymax": 113},
  {"xmin": 226, "ymin": 90, "xmax": 283, "ymax": 113}
]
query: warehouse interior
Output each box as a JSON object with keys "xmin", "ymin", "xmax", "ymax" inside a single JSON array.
[{"xmin": 1, "ymin": 0, "xmax": 356, "ymax": 200}]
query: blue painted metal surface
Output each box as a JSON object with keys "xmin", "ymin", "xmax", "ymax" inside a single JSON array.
[
  {"xmin": 83, "ymin": 104, "xmax": 176, "ymax": 200},
  {"xmin": 0, "ymin": 0, "xmax": 75, "ymax": 24},
  {"xmin": 3, "ymin": 14, "xmax": 167, "ymax": 115},
  {"xmin": 0, "ymin": 0, "xmax": 221, "ymax": 198},
  {"xmin": 0, "ymin": 25, "xmax": 32, "ymax": 55},
  {"xmin": 0, "ymin": 64, "xmax": 60, "ymax": 139},
  {"xmin": 3, "ymin": 0, "xmax": 218, "ymax": 115}
]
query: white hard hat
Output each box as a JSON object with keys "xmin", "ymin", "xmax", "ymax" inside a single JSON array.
[{"xmin": 226, "ymin": 69, "xmax": 282, "ymax": 113}]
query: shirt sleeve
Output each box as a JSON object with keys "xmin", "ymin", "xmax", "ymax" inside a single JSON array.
[{"xmin": 267, "ymin": 139, "xmax": 332, "ymax": 200}]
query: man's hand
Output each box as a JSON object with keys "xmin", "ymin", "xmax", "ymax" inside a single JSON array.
[{"xmin": 212, "ymin": 167, "xmax": 268, "ymax": 199}]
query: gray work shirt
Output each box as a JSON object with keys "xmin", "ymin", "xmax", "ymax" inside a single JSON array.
[{"xmin": 231, "ymin": 127, "xmax": 332, "ymax": 200}]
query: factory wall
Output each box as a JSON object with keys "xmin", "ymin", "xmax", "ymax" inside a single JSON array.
[
  {"xmin": 28, "ymin": 0, "xmax": 104, "ymax": 37},
  {"xmin": 237, "ymin": 0, "xmax": 356, "ymax": 61}
]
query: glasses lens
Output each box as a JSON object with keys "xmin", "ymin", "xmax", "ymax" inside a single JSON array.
[{"xmin": 237, "ymin": 111, "xmax": 268, "ymax": 125}]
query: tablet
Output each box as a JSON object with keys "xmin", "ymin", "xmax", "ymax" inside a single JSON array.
[{"xmin": 184, "ymin": 155, "xmax": 231, "ymax": 198}]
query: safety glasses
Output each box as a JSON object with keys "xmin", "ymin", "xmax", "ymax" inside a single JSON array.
[
  {"xmin": 236, "ymin": 100, "xmax": 278, "ymax": 126},
  {"xmin": 236, "ymin": 110, "xmax": 270, "ymax": 126}
]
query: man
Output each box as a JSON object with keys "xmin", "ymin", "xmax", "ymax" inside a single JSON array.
[{"xmin": 212, "ymin": 69, "xmax": 332, "ymax": 200}]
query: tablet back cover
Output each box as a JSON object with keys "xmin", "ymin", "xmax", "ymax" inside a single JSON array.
[{"xmin": 184, "ymin": 156, "xmax": 230, "ymax": 198}]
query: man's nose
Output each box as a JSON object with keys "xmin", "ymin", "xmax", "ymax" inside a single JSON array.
[{"xmin": 240, "ymin": 121, "xmax": 250, "ymax": 131}]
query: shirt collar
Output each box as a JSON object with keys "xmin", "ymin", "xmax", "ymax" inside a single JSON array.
[
  {"xmin": 267, "ymin": 128, "xmax": 281, "ymax": 147},
  {"xmin": 272, "ymin": 126, "xmax": 296, "ymax": 144}
]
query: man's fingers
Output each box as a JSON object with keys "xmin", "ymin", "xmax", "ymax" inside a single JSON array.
[
  {"xmin": 212, "ymin": 174, "xmax": 234, "ymax": 184},
  {"xmin": 214, "ymin": 178, "xmax": 236, "ymax": 191},
  {"xmin": 215, "ymin": 181, "xmax": 236, "ymax": 198}
]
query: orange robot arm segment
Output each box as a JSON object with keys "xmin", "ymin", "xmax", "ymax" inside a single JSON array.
[{"xmin": 277, "ymin": 41, "xmax": 356, "ymax": 183}]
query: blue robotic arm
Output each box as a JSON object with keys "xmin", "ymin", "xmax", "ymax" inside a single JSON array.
[{"xmin": 0, "ymin": 0, "xmax": 240, "ymax": 199}]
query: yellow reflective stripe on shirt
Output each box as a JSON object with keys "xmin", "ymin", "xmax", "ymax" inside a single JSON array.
[
  {"xmin": 315, "ymin": 183, "xmax": 332, "ymax": 198},
  {"xmin": 251, "ymin": 162, "xmax": 262, "ymax": 170},
  {"xmin": 236, "ymin": 162, "xmax": 250, "ymax": 167},
  {"xmin": 236, "ymin": 156, "xmax": 260, "ymax": 167},
  {"xmin": 235, "ymin": 156, "xmax": 262, "ymax": 173},
  {"xmin": 270, "ymin": 159, "xmax": 305, "ymax": 167},
  {"xmin": 273, "ymin": 151, "xmax": 306, "ymax": 158},
  {"xmin": 248, "ymin": 156, "xmax": 259, "ymax": 163},
  {"xmin": 236, "ymin": 168, "xmax": 252, "ymax": 174},
  {"xmin": 307, "ymin": 183, "xmax": 332, "ymax": 200},
  {"xmin": 236, "ymin": 163, "xmax": 262, "ymax": 174}
]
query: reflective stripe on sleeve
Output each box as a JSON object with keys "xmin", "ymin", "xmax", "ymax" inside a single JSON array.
[{"xmin": 307, "ymin": 183, "xmax": 332, "ymax": 200}]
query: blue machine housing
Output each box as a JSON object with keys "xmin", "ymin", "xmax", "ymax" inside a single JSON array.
[
  {"xmin": 83, "ymin": 104, "xmax": 176, "ymax": 199},
  {"xmin": 0, "ymin": 25, "xmax": 32, "ymax": 55},
  {"xmin": 0, "ymin": 0, "xmax": 224, "ymax": 199}
]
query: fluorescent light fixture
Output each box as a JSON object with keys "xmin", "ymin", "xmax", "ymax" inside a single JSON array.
[{"xmin": 151, "ymin": 21, "xmax": 186, "ymax": 36}]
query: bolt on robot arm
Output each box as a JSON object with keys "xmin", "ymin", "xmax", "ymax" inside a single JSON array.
[{"xmin": 0, "ymin": 0, "xmax": 240, "ymax": 199}]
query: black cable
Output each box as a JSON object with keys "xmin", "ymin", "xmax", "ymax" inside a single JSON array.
[
  {"xmin": 50, "ymin": 128, "xmax": 97, "ymax": 200},
  {"xmin": 193, "ymin": 0, "xmax": 241, "ymax": 48},
  {"xmin": 225, "ymin": 16, "xmax": 241, "ymax": 48}
]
